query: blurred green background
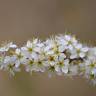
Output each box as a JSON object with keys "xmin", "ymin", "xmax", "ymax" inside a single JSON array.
[{"xmin": 0, "ymin": 0, "xmax": 96, "ymax": 96}]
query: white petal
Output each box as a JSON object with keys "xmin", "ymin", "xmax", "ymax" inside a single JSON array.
[
  {"xmin": 81, "ymin": 47, "xmax": 89, "ymax": 52},
  {"xmin": 60, "ymin": 39, "xmax": 68, "ymax": 45},
  {"xmin": 70, "ymin": 54, "xmax": 78, "ymax": 59},
  {"xmin": 50, "ymin": 62, "xmax": 55, "ymax": 66},
  {"xmin": 68, "ymin": 45, "xmax": 73, "ymax": 50},
  {"xmin": 15, "ymin": 60, "xmax": 20, "ymax": 68},
  {"xmin": 10, "ymin": 44, "xmax": 17, "ymax": 48},
  {"xmin": 33, "ymin": 39, "xmax": 38, "ymax": 44},
  {"xmin": 31, "ymin": 52, "xmax": 38, "ymax": 60},
  {"xmin": 62, "ymin": 67, "xmax": 68, "ymax": 74},
  {"xmin": 64, "ymin": 59, "xmax": 69, "ymax": 65},
  {"xmin": 34, "ymin": 47, "xmax": 40, "ymax": 52},
  {"xmin": 65, "ymin": 35, "xmax": 71, "ymax": 41},
  {"xmin": 58, "ymin": 46, "xmax": 66, "ymax": 52},
  {"xmin": 0, "ymin": 47, "xmax": 7, "ymax": 52},
  {"xmin": 47, "ymin": 50, "xmax": 54, "ymax": 55},
  {"xmin": 27, "ymin": 41, "xmax": 32, "ymax": 48},
  {"xmin": 21, "ymin": 47, "xmax": 27, "ymax": 51},
  {"xmin": 55, "ymin": 65, "xmax": 60, "ymax": 72},
  {"xmin": 4, "ymin": 56, "xmax": 10, "ymax": 63},
  {"xmin": 15, "ymin": 49, "xmax": 21, "ymax": 54},
  {"xmin": 59, "ymin": 54, "xmax": 66, "ymax": 61},
  {"xmin": 79, "ymin": 52, "xmax": 85, "ymax": 58},
  {"xmin": 92, "ymin": 68, "xmax": 96, "ymax": 75},
  {"xmin": 76, "ymin": 44, "xmax": 82, "ymax": 49},
  {"xmin": 71, "ymin": 37, "xmax": 77, "ymax": 44}
]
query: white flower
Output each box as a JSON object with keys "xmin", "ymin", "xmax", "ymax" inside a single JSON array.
[
  {"xmin": 24, "ymin": 52, "xmax": 46, "ymax": 73},
  {"xmin": 14, "ymin": 48, "xmax": 26, "ymax": 68},
  {"xmin": 0, "ymin": 42, "xmax": 17, "ymax": 52},
  {"xmin": 55, "ymin": 35, "xmax": 68, "ymax": 46},
  {"xmin": 64, "ymin": 35, "xmax": 77, "ymax": 44},
  {"xmin": 70, "ymin": 43, "xmax": 89, "ymax": 59},
  {"xmin": 87, "ymin": 47, "xmax": 96, "ymax": 60},
  {"xmin": 1, "ymin": 56, "xmax": 20, "ymax": 75},
  {"xmin": 44, "ymin": 38, "xmax": 66, "ymax": 60},
  {"xmin": 56, "ymin": 35, "xmax": 78, "ymax": 53},
  {"xmin": 21, "ymin": 39, "xmax": 44, "ymax": 59},
  {"xmin": 20, "ymin": 39, "xmax": 46, "ymax": 73},
  {"xmin": 55, "ymin": 59, "xmax": 69, "ymax": 74},
  {"xmin": 0, "ymin": 33, "xmax": 96, "ymax": 85},
  {"xmin": 65, "ymin": 35, "xmax": 78, "ymax": 50},
  {"xmin": 61, "ymin": 59, "xmax": 69, "ymax": 74},
  {"xmin": 83, "ymin": 58, "xmax": 96, "ymax": 85},
  {"xmin": 21, "ymin": 39, "xmax": 42, "ymax": 53}
]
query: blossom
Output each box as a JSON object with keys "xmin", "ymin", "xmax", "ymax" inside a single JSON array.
[
  {"xmin": 0, "ymin": 34, "xmax": 95, "ymax": 85},
  {"xmin": 1, "ymin": 56, "xmax": 20, "ymax": 75},
  {"xmin": 14, "ymin": 48, "xmax": 26, "ymax": 68},
  {"xmin": 55, "ymin": 59, "xmax": 69, "ymax": 75},
  {"xmin": 21, "ymin": 39, "xmax": 46, "ymax": 73},
  {"xmin": 81, "ymin": 58, "xmax": 96, "ymax": 85},
  {"xmin": 56, "ymin": 34, "xmax": 77, "ymax": 46},
  {"xmin": 25, "ymin": 52, "xmax": 46, "ymax": 73},
  {"xmin": 70, "ymin": 43, "xmax": 89, "ymax": 59},
  {"xmin": 0, "ymin": 42, "xmax": 17, "ymax": 52},
  {"xmin": 87, "ymin": 47, "xmax": 96, "ymax": 60}
]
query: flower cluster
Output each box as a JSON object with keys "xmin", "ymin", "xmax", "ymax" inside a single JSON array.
[{"xmin": 0, "ymin": 34, "xmax": 96, "ymax": 85}]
